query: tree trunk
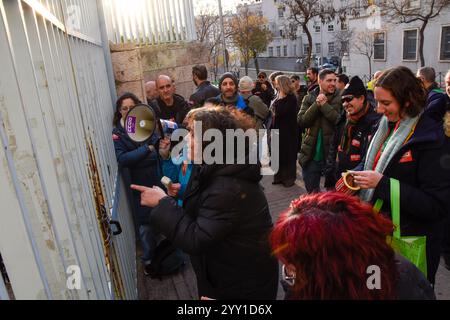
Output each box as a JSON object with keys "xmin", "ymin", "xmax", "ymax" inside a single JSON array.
[
  {"xmin": 303, "ymin": 24, "xmax": 313, "ymax": 67},
  {"xmin": 253, "ymin": 50, "xmax": 260, "ymax": 76},
  {"xmin": 419, "ymin": 19, "xmax": 428, "ymax": 67},
  {"xmin": 245, "ymin": 62, "xmax": 249, "ymax": 76},
  {"xmin": 367, "ymin": 55, "xmax": 372, "ymax": 78}
]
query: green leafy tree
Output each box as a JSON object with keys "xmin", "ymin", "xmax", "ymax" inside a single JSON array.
[{"xmin": 230, "ymin": 7, "xmax": 273, "ymax": 75}]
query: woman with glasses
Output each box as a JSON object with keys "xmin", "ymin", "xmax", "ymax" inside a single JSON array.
[
  {"xmin": 112, "ymin": 92, "xmax": 165, "ymax": 276},
  {"xmin": 271, "ymin": 192, "xmax": 435, "ymax": 300},
  {"xmin": 350, "ymin": 66, "xmax": 450, "ymax": 285}
]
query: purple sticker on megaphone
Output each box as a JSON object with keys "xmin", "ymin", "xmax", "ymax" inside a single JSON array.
[{"xmin": 126, "ymin": 116, "xmax": 137, "ymax": 134}]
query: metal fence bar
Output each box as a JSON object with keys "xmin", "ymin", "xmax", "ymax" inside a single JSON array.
[
  {"xmin": 0, "ymin": 271, "xmax": 9, "ymax": 300},
  {"xmin": 0, "ymin": 0, "xmax": 137, "ymax": 300},
  {"xmin": 38, "ymin": 16, "xmax": 102, "ymax": 299},
  {"xmin": 100, "ymin": 0, "xmax": 196, "ymax": 45}
]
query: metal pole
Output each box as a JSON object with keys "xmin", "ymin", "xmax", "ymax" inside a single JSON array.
[
  {"xmin": 0, "ymin": 270, "xmax": 10, "ymax": 300},
  {"xmin": 96, "ymin": 0, "xmax": 117, "ymax": 105},
  {"xmin": 218, "ymin": 0, "xmax": 228, "ymax": 72},
  {"xmin": 320, "ymin": 24, "xmax": 323, "ymax": 66}
]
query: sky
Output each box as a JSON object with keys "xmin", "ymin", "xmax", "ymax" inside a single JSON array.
[{"xmin": 193, "ymin": 0, "xmax": 252, "ymax": 15}]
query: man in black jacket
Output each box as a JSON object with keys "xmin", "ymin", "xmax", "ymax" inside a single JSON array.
[
  {"xmin": 306, "ymin": 67, "xmax": 319, "ymax": 93},
  {"xmin": 417, "ymin": 67, "xmax": 447, "ymax": 122},
  {"xmin": 252, "ymin": 72, "xmax": 275, "ymax": 107},
  {"xmin": 326, "ymin": 76, "xmax": 381, "ymax": 187},
  {"xmin": 150, "ymin": 75, "xmax": 190, "ymax": 126},
  {"xmin": 189, "ymin": 65, "xmax": 220, "ymax": 109}
]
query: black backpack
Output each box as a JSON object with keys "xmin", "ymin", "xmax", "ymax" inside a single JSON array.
[{"xmin": 148, "ymin": 239, "xmax": 185, "ymax": 279}]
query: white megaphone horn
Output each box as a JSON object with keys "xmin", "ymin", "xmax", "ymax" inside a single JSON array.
[{"xmin": 124, "ymin": 104, "xmax": 158, "ymax": 143}]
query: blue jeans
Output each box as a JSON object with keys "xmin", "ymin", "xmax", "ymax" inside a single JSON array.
[
  {"xmin": 302, "ymin": 160, "xmax": 325, "ymax": 193},
  {"xmin": 139, "ymin": 224, "xmax": 157, "ymax": 265}
]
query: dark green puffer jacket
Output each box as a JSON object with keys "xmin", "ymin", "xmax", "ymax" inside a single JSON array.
[{"xmin": 297, "ymin": 87, "xmax": 342, "ymax": 167}]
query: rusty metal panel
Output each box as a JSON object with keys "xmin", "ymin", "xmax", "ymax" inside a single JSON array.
[{"xmin": 0, "ymin": 0, "xmax": 137, "ymax": 300}]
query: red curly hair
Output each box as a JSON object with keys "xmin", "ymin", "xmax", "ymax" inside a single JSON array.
[{"xmin": 270, "ymin": 192, "xmax": 398, "ymax": 300}]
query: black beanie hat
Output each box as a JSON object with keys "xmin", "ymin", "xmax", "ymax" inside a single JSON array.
[
  {"xmin": 342, "ymin": 76, "xmax": 367, "ymax": 97},
  {"xmin": 219, "ymin": 72, "xmax": 238, "ymax": 88}
]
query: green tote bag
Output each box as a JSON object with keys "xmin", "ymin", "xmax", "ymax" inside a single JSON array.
[{"xmin": 373, "ymin": 178, "xmax": 427, "ymax": 277}]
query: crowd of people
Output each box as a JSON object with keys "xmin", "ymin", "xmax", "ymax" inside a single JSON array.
[{"xmin": 111, "ymin": 63, "xmax": 450, "ymax": 300}]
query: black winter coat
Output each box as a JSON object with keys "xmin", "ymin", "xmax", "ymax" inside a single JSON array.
[
  {"xmin": 272, "ymin": 94, "xmax": 300, "ymax": 167},
  {"xmin": 372, "ymin": 113, "xmax": 450, "ymax": 283},
  {"xmin": 395, "ymin": 254, "xmax": 436, "ymax": 300},
  {"xmin": 423, "ymin": 85, "xmax": 447, "ymax": 123},
  {"xmin": 150, "ymin": 163, "xmax": 279, "ymax": 300},
  {"xmin": 327, "ymin": 105, "xmax": 381, "ymax": 183},
  {"xmin": 253, "ymin": 81, "xmax": 275, "ymax": 107},
  {"xmin": 112, "ymin": 123, "xmax": 163, "ymax": 225},
  {"xmin": 189, "ymin": 81, "xmax": 221, "ymax": 109}
]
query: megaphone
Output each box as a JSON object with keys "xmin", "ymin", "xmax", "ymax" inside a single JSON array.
[{"xmin": 125, "ymin": 104, "xmax": 157, "ymax": 143}]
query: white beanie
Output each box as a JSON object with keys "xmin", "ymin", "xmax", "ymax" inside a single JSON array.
[{"xmin": 239, "ymin": 76, "xmax": 254, "ymax": 92}]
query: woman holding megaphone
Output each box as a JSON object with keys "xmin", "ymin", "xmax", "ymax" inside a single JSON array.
[
  {"xmin": 131, "ymin": 106, "xmax": 279, "ymax": 300},
  {"xmin": 112, "ymin": 92, "xmax": 165, "ymax": 276}
]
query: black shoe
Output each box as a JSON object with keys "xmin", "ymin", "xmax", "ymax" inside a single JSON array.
[
  {"xmin": 144, "ymin": 264, "xmax": 154, "ymax": 277},
  {"xmin": 283, "ymin": 181, "xmax": 295, "ymax": 188}
]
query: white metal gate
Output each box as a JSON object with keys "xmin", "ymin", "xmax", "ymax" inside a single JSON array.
[
  {"xmin": 0, "ymin": 0, "xmax": 136, "ymax": 299},
  {"xmin": 102, "ymin": 0, "xmax": 197, "ymax": 45}
]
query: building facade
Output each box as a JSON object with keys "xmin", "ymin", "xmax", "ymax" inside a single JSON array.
[
  {"xmin": 342, "ymin": 2, "xmax": 450, "ymax": 85},
  {"xmin": 240, "ymin": 0, "xmax": 347, "ymax": 73}
]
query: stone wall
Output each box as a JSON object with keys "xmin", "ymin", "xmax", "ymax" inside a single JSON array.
[{"xmin": 110, "ymin": 42, "xmax": 209, "ymax": 103}]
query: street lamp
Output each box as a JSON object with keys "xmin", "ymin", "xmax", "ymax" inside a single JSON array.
[{"xmin": 218, "ymin": 0, "xmax": 228, "ymax": 72}]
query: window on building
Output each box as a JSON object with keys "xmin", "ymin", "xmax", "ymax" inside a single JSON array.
[
  {"xmin": 293, "ymin": 44, "xmax": 297, "ymax": 56},
  {"xmin": 278, "ymin": 7, "xmax": 284, "ymax": 18},
  {"xmin": 314, "ymin": 25, "xmax": 320, "ymax": 33},
  {"xmin": 268, "ymin": 47, "xmax": 274, "ymax": 57},
  {"xmin": 440, "ymin": 26, "xmax": 450, "ymax": 61},
  {"xmin": 279, "ymin": 29, "xmax": 284, "ymax": 37},
  {"xmin": 277, "ymin": 46, "xmax": 281, "ymax": 57},
  {"xmin": 283, "ymin": 45, "xmax": 288, "ymax": 56},
  {"xmin": 315, "ymin": 43, "xmax": 321, "ymax": 54},
  {"xmin": 328, "ymin": 42, "xmax": 335, "ymax": 54},
  {"xmin": 373, "ymin": 32, "xmax": 386, "ymax": 60},
  {"xmin": 403, "ymin": 29, "xmax": 418, "ymax": 60},
  {"xmin": 303, "ymin": 44, "xmax": 309, "ymax": 55},
  {"xmin": 328, "ymin": 24, "xmax": 334, "ymax": 32}
]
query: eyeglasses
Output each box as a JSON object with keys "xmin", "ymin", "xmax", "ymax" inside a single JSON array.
[
  {"xmin": 282, "ymin": 264, "xmax": 296, "ymax": 287},
  {"xmin": 120, "ymin": 106, "xmax": 134, "ymax": 112},
  {"xmin": 341, "ymin": 95, "xmax": 355, "ymax": 103}
]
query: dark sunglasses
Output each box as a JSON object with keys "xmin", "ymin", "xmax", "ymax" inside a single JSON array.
[{"xmin": 342, "ymin": 95, "xmax": 355, "ymax": 103}]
